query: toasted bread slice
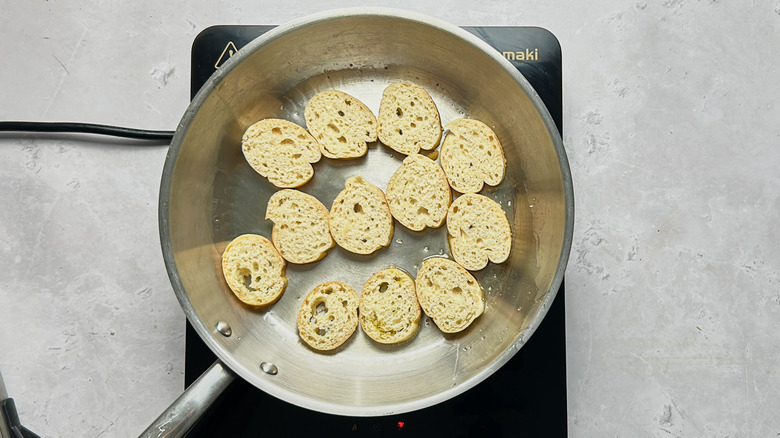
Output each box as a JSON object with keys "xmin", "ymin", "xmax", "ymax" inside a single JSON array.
[
  {"xmin": 415, "ymin": 257, "xmax": 484, "ymax": 333},
  {"xmin": 385, "ymin": 154, "xmax": 451, "ymax": 231},
  {"xmin": 241, "ymin": 118, "xmax": 321, "ymax": 188},
  {"xmin": 265, "ymin": 189, "xmax": 335, "ymax": 264},
  {"xmin": 439, "ymin": 118, "xmax": 506, "ymax": 193},
  {"xmin": 304, "ymin": 89, "xmax": 377, "ymax": 159},
  {"xmin": 297, "ymin": 281, "xmax": 359, "ymax": 351},
  {"xmin": 447, "ymin": 194, "xmax": 512, "ymax": 271},
  {"xmin": 329, "ymin": 176, "xmax": 394, "ymax": 255},
  {"xmin": 359, "ymin": 268, "xmax": 421, "ymax": 344},
  {"xmin": 221, "ymin": 234, "xmax": 287, "ymax": 306},
  {"xmin": 377, "ymin": 82, "xmax": 442, "ymax": 155}
]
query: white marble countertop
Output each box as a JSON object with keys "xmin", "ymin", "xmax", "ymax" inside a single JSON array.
[{"xmin": 1, "ymin": 1, "xmax": 778, "ymax": 436}]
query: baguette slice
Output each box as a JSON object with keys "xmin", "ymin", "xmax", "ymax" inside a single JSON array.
[
  {"xmin": 439, "ymin": 118, "xmax": 506, "ymax": 193},
  {"xmin": 378, "ymin": 82, "xmax": 442, "ymax": 155},
  {"xmin": 415, "ymin": 257, "xmax": 484, "ymax": 333},
  {"xmin": 359, "ymin": 268, "xmax": 421, "ymax": 344},
  {"xmin": 241, "ymin": 118, "xmax": 321, "ymax": 188},
  {"xmin": 265, "ymin": 189, "xmax": 335, "ymax": 264},
  {"xmin": 385, "ymin": 154, "xmax": 451, "ymax": 231},
  {"xmin": 221, "ymin": 234, "xmax": 287, "ymax": 306},
  {"xmin": 329, "ymin": 176, "xmax": 394, "ymax": 255},
  {"xmin": 297, "ymin": 281, "xmax": 359, "ymax": 351},
  {"xmin": 305, "ymin": 90, "xmax": 377, "ymax": 159},
  {"xmin": 447, "ymin": 194, "xmax": 512, "ymax": 271}
]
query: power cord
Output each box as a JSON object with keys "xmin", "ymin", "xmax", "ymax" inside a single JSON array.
[{"xmin": 0, "ymin": 121, "xmax": 175, "ymax": 142}]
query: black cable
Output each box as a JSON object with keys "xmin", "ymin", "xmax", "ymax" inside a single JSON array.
[{"xmin": 0, "ymin": 121, "xmax": 175, "ymax": 141}]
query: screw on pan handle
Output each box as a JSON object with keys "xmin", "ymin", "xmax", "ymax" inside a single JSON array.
[{"xmin": 138, "ymin": 360, "xmax": 236, "ymax": 438}]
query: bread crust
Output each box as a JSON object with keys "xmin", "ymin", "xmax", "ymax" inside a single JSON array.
[
  {"xmin": 328, "ymin": 176, "xmax": 394, "ymax": 255},
  {"xmin": 266, "ymin": 189, "xmax": 335, "ymax": 264},
  {"xmin": 378, "ymin": 82, "xmax": 442, "ymax": 155},
  {"xmin": 447, "ymin": 194, "xmax": 512, "ymax": 271},
  {"xmin": 297, "ymin": 281, "xmax": 360, "ymax": 351},
  {"xmin": 359, "ymin": 268, "xmax": 421, "ymax": 344},
  {"xmin": 241, "ymin": 118, "xmax": 321, "ymax": 188},
  {"xmin": 439, "ymin": 118, "xmax": 506, "ymax": 193},
  {"xmin": 415, "ymin": 257, "xmax": 484, "ymax": 333},
  {"xmin": 305, "ymin": 90, "xmax": 377, "ymax": 159},
  {"xmin": 385, "ymin": 154, "xmax": 451, "ymax": 231},
  {"xmin": 221, "ymin": 234, "xmax": 288, "ymax": 306}
]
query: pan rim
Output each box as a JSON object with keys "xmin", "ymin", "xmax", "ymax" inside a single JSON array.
[{"xmin": 159, "ymin": 7, "xmax": 574, "ymax": 417}]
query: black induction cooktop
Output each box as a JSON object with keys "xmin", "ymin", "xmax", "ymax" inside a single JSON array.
[{"xmin": 184, "ymin": 25, "xmax": 566, "ymax": 437}]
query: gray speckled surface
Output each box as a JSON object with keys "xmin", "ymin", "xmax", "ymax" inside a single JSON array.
[{"xmin": 1, "ymin": 1, "xmax": 779, "ymax": 436}]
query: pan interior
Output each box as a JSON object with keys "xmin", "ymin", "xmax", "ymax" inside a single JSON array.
[{"xmin": 162, "ymin": 11, "xmax": 569, "ymax": 416}]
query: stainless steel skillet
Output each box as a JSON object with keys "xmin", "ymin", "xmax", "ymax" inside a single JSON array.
[{"xmin": 147, "ymin": 7, "xmax": 573, "ymax": 437}]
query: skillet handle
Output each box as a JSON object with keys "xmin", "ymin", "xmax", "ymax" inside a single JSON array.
[{"xmin": 139, "ymin": 360, "xmax": 236, "ymax": 438}]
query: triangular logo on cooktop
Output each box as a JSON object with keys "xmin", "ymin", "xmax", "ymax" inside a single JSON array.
[{"xmin": 215, "ymin": 41, "xmax": 239, "ymax": 69}]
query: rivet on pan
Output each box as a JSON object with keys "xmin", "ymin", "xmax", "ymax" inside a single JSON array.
[
  {"xmin": 260, "ymin": 362, "xmax": 278, "ymax": 375},
  {"xmin": 215, "ymin": 321, "xmax": 232, "ymax": 337}
]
